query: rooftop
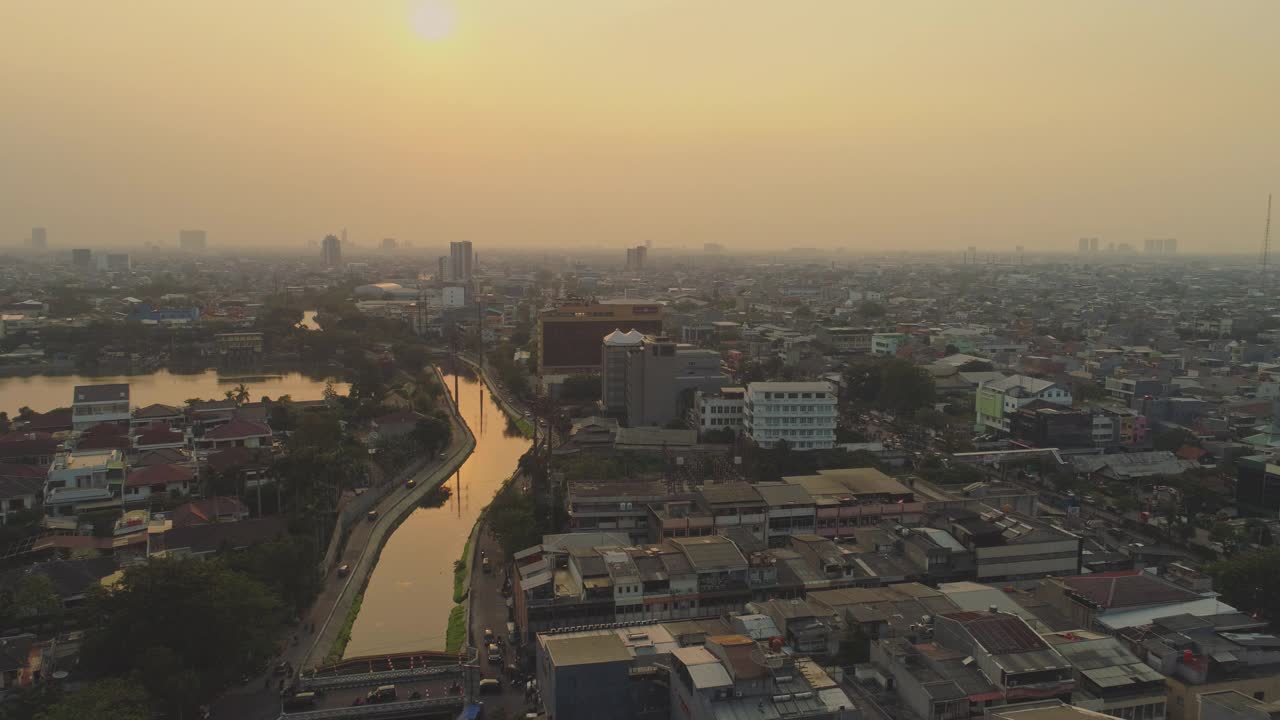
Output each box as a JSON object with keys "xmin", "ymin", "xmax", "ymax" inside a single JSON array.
[
  {"xmin": 73, "ymin": 383, "xmax": 129, "ymax": 403},
  {"xmin": 542, "ymin": 632, "xmax": 633, "ymax": 667}
]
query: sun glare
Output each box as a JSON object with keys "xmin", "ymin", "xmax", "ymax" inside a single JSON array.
[{"xmin": 409, "ymin": 0, "xmax": 456, "ymax": 42}]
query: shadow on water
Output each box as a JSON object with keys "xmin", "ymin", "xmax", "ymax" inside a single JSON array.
[
  {"xmin": 503, "ymin": 416, "xmax": 525, "ymax": 438},
  {"xmin": 418, "ymin": 484, "xmax": 453, "ymax": 509}
]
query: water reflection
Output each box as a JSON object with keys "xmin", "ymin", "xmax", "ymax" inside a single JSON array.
[
  {"xmin": 343, "ymin": 371, "xmax": 531, "ymax": 657},
  {"xmin": 0, "ymin": 369, "xmax": 346, "ymax": 415}
]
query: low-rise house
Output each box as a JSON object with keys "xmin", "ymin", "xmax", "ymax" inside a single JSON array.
[
  {"xmin": 44, "ymin": 448, "xmax": 125, "ymax": 517},
  {"xmin": 195, "ymin": 418, "xmax": 272, "ymax": 451},
  {"xmin": 130, "ymin": 403, "xmax": 183, "ymax": 429},
  {"xmin": 369, "ymin": 410, "xmax": 424, "ymax": 440},
  {"xmin": 0, "ymin": 464, "xmax": 43, "ymax": 524},
  {"xmin": 133, "ymin": 426, "xmax": 187, "ymax": 453},
  {"xmin": 123, "ymin": 463, "xmax": 194, "ymax": 504},
  {"xmin": 0, "ymin": 433, "xmax": 61, "ymax": 466}
]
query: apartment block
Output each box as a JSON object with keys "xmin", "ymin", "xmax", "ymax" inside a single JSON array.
[{"xmin": 745, "ymin": 381, "xmax": 837, "ymax": 450}]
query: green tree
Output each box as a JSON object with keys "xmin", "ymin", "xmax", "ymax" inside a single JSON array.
[
  {"xmin": 1209, "ymin": 549, "xmax": 1280, "ymax": 625},
  {"xmin": 81, "ymin": 558, "xmax": 282, "ymax": 713},
  {"xmin": 487, "ymin": 487, "xmax": 542, "ymax": 558},
  {"xmin": 877, "ymin": 359, "xmax": 935, "ymax": 413},
  {"xmin": 0, "ymin": 573, "xmax": 61, "ymax": 623},
  {"xmin": 35, "ymin": 679, "xmax": 154, "ymax": 720},
  {"xmin": 414, "ymin": 413, "xmax": 453, "ymax": 456},
  {"xmin": 560, "ymin": 374, "xmax": 602, "ymax": 403}
]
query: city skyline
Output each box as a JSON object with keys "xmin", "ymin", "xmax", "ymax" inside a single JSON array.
[{"xmin": 2, "ymin": 1, "xmax": 1278, "ymax": 253}]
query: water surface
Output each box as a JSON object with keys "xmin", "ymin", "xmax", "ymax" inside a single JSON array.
[{"xmin": 343, "ymin": 371, "xmax": 530, "ymax": 657}]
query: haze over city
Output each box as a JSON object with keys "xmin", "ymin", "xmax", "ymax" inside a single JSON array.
[{"xmin": 3, "ymin": 0, "xmax": 1278, "ymax": 254}]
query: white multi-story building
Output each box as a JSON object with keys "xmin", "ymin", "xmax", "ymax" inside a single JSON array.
[
  {"xmin": 691, "ymin": 387, "xmax": 746, "ymax": 437},
  {"xmin": 71, "ymin": 383, "xmax": 131, "ymax": 430},
  {"xmin": 744, "ymin": 381, "xmax": 837, "ymax": 451}
]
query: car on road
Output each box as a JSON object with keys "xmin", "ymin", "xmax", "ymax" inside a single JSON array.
[
  {"xmin": 366, "ymin": 510, "xmax": 379, "ymax": 522},
  {"xmin": 337, "ymin": 563, "xmax": 351, "ymax": 578},
  {"xmin": 406, "ymin": 478, "xmax": 417, "ymax": 489},
  {"xmin": 282, "ymin": 692, "xmax": 318, "ymax": 711},
  {"xmin": 487, "ymin": 643, "xmax": 502, "ymax": 663},
  {"xmin": 482, "ymin": 556, "xmax": 492, "ymax": 573},
  {"xmin": 478, "ymin": 678, "xmax": 501, "ymax": 695},
  {"xmin": 366, "ymin": 685, "xmax": 397, "ymax": 703},
  {"xmin": 483, "ymin": 628, "xmax": 495, "ymax": 643}
]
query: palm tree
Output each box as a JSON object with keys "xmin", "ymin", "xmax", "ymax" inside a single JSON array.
[{"xmin": 233, "ymin": 383, "xmax": 251, "ymax": 405}]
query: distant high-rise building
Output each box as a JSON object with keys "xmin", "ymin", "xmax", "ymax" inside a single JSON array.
[
  {"xmin": 437, "ymin": 256, "xmax": 449, "ymax": 281},
  {"xmin": 179, "ymin": 229, "xmax": 207, "ymax": 252},
  {"xmin": 381, "ymin": 238, "xmax": 398, "ymax": 250},
  {"xmin": 71, "ymin": 248, "xmax": 92, "ymax": 268},
  {"xmin": 1078, "ymin": 238, "xmax": 1090, "ymax": 253},
  {"xmin": 321, "ymin": 234, "xmax": 342, "ymax": 268},
  {"xmin": 625, "ymin": 245, "xmax": 647, "ymax": 271},
  {"xmin": 1089, "ymin": 237, "xmax": 1099, "ymax": 253},
  {"xmin": 449, "ymin": 241, "xmax": 474, "ymax": 282},
  {"xmin": 102, "ymin": 253, "xmax": 131, "ymax": 272},
  {"xmin": 30, "ymin": 227, "xmax": 47, "ymax": 249},
  {"xmin": 1145, "ymin": 238, "xmax": 1166, "ymax": 254},
  {"xmin": 644, "ymin": 239, "xmax": 653, "ymax": 249},
  {"xmin": 1164, "ymin": 238, "xmax": 1178, "ymax": 254}
]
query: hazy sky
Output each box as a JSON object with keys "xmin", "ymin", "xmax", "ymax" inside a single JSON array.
[{"xmin": 2, "ymin": 1, "xmax": 1278, "ymax": 253}]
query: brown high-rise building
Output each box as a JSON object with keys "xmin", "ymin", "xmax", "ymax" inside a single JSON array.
[{"xmin": 537, "ymin": 300, "xmax": 664, "ymax": 374}]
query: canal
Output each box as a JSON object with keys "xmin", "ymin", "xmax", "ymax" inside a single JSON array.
[
  {"xmin": 343, "ymin": 369, "xmax": 531, "ymax": 657},
  {"xmin": 0, "ymin": 369, "xmax": 347, "ymax": 415}
]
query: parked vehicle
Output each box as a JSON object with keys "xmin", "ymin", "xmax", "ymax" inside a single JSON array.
[{"xmin": 479, "ymin": 679, "xmax": 501, "ymax": 695}]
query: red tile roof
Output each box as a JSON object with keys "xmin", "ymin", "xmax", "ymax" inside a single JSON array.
[
  {"xmin": 125, "ymin": 463, "xmax": 194, "ymax": 488},
  {"xmin": 204, "ymin": 418, "xmax": 271, "ymax": 441},
  {"xmin": 0, "ymin": 431, "xmax": 52, "ymax": 443},
  {"xmin": 135, "ymin": 427, "xmax": 185, "ymax": 447},
  {"xmin": 170, "ymin": 496, "xmax": 249, "ymax": 527},
  {"xmin": 1060, "ymin": 570, "xmax": 1198, "ymax": 609},
  {"xmin": 1175, "ymin": 445, "xmax": 1208, "ymax": 461},
  {"xmin": 205, "ymin": 446, "xmax": 272, "ymax": 472}
]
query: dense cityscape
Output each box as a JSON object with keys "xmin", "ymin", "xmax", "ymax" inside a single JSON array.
[{"xmin": 1, "ymin": 233, "xmax": 1279, "ymax": 720}]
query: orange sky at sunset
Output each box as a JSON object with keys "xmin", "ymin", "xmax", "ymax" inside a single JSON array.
[{"xmin": 2, "ymin": 1, "xmax": 1277, "ymax": 253}]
